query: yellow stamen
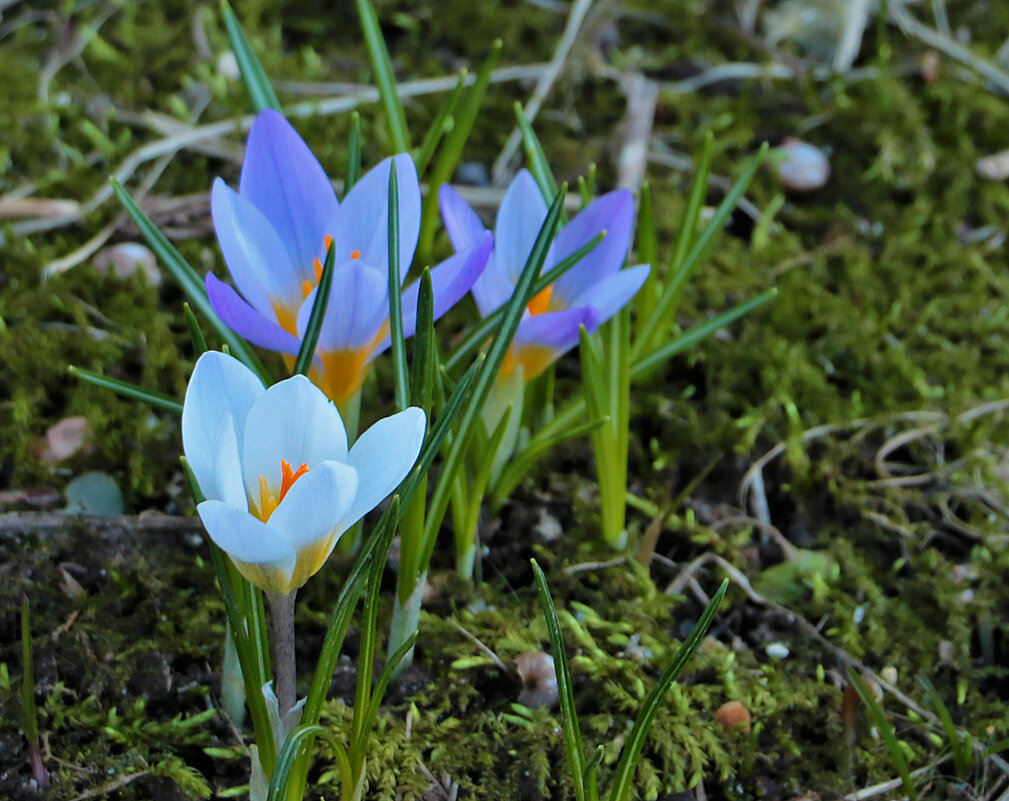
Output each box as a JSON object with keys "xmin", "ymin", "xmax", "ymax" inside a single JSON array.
[
  {"xmin": 258, "ymin": 475, "xmax": 279, "ymax": 522},
  {"xmin": 527, "ymin": 284, "xmax": 554, "ymax": 316},
  {"xmin": 254, "ymin": 460, "xmax": 310, "ymax": 523}
]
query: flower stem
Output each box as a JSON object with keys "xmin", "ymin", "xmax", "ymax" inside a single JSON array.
[{"xmin": 267, "ymin": 591, "xmax": 297, "ymax": 718}]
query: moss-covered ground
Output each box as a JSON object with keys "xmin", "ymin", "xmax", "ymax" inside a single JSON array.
[{"xmin": 3, "ymin": 0, "xmax": 1009, "ymax": 798}]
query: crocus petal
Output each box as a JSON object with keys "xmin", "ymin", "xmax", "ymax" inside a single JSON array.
[
  {"xmin": 438, "ymin": 184, "xmax": 487, "ymax": 253},
  {"xmin": 494, "ymin": 170, "xmax": 550, "ymax": 284},
  {"xmin": 515, "ymin": 307, "xmax": 601, "ymax": 352},
  {"xmin": 238, "ymin": 110, "xmax": 339, "ymax": 271},
  {"xmin": 267, "ymin": 461, "xmax": 358, "ymax": 549},
  {"xmin": 333, "ymin": 154, "xmax": 420, "ymax": 276},
  {"xmin": 386, "ymin": 231, "xmax": 493, "ymax": 352},
  {"xmin": 343, "ymin": 407, "xmax": 426, "ymax": 528},
  {"xmin": 241, "ymin": 375, "xmax": 349, "ymax": 502},
  {"xmin": 470, "ymin": 252, "xmax": 516, "ymax": 317},
  {"xmin": 551, "ymin": 189, "xmax": 634, "ymax": 304},
  {"xmin": 300, "ymin": 261, "xmax": 389, "ymax": 352},
  {"xmin": 197, "ymin": 500, "xmax": 298, "ymax": 594},
  {"xmin": 206, "ymin": 274, "xmax": 303, "ymax": 355},
  {"xmin": 211, "ymin": 179, "xmax": 305, "ymax": 313},
  {"xmin": 569, "ymin": 264, "xmax": 651, "ymax": 324},
  {"xmin": 182, "ymin": 351, "xmax": 264, "ymax": 504}
]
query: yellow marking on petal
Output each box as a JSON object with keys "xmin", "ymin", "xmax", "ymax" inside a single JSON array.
[
  {"xmin": 272, "ymin": 300, "xmax": 300, "ymax": 336},
  {"xmin": 500, "ymin": 342, "xmax": 557, "ymax": 383},
  {"xmin": 314, "ymin": 322, "xmax": 389, "ymax": 412},
  {"xmin": 527, "ymin": 284, "xmax": 554, "ymax": 317},
  {"xmin": 231, "ymin": 557, "xmax": 294, "ymax": 595},
  {"xmin": 288, "ymin": 531, "xmax": 339, "ymax": 590}
]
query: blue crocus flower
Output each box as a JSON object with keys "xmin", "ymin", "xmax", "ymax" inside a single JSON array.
[
  {"xmin": 439, "ymin": 169, "xmax": 649, "ymax": 383},
  {"xmin": 207, "ymin": 110, "xmax": 491, "ymax": 409}
]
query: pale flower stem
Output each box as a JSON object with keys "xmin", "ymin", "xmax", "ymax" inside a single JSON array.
[{"xmin": 267, "ymin": 591, "xmax": 297, "ymax": 719}]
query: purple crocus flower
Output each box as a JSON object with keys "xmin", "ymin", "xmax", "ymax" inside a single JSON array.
[
  {"xmin": 439, "ymin": 169, "xmax": 649, "ymax": 382},
  {"xmin": 207, "ymin": 110, "xmax": 491, "ymax": 410}
]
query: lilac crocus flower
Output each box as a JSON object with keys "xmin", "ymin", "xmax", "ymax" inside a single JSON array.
[
  {"xmin": 439, "ymin": 170, "xmax": 649, "ymax": 383},
  {"xmin": 207, "ymin": 110, "xmax": 491, "ymax": 410}
]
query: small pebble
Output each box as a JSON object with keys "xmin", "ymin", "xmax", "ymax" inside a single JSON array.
[
  {"xmin": 93, "ymin": 242, "xmax": 161, "ymax": 286},
  {"xmin": 774, "ymin": 138, "xmax": 830, "ymax": 192},
  {"xmin": 38, "ymin": 416, "xmax": 92, "ymax": 462},
  {"xmin": 976, "ymin": 149, "xmax": 1009, "ymax": 182},
  {"xmin": 880, "ymin": 666, "xmax": 898, "ymax": 685},
  {"xmin": 713, "ymin": 700, "xmax": 752, "ymax": 734},
  {"xmin": 515, "ymin": 651, "xmax": 558, "ymax": 708},
  {"xmin": 765, "ymin": 642, "xmax": 790, "ymax": 660},
  {"xmin": 217, "ymin": 50, "xmax": 240, "ymax": 80}
]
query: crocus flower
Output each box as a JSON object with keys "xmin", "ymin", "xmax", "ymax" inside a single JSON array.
[
  {"xmin": 182, "ymin": 351, "xmax": 425, "ymax": 595},
  {"xmin": 207, "ymin": 110, "xmax": 491, "ymax": 410},
  {"xmin": 439, "ymin": 169, "xmax": 650, "ymax": 383}
]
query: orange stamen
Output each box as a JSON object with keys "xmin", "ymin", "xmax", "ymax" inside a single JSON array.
[
  {"xmin": 324, "ymin": 234, "xmax": 333, "ymax": 250},
  {"xmin": 527, "ymin": 284, "xmax": 554, "ymax": 316},
  {"xmin": 279, "ymin": 459, "xmax": 310, "ymax": 502},
  {"xmin": 314, "ymin": 258, "xmax": 324, "ymax": 283},
  {"xmin": 350, "ymin": 249, "xmax": 361, "ymax": 260}
]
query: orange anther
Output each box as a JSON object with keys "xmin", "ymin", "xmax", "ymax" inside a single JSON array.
[
  {"xmin": 527, "ymin": 284, "xmax": 554, "ymax": 317},
  {"xmin": 301, "ymin": 280, "xmax": 313, "ymax": 297},
  {"xmin": 350, "ymin": 249, "xmax": 361, "ymax": 260},
  {"xmin": 324, "ymin": 234, "xmax": 333, "ymax": 250},
  {"xmin": 313, "ymin": 258, "xmax": 324, "ymax": 282}
]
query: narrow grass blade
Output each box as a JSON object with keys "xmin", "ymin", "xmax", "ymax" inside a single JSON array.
[
  {"xmin": 387, "ymin": 164, "xmax": 410, "ymax": 410},
  {"xmin": 515, "ymin": 103, "xmax": 558, "ymax": 202},
  {"xmin": 183, "ymin": 303, "xmax": 208, "ymax": 354},
  {"xmin": 577, "ymin": 164, "xmax": 597, "ymax": 209},
  {"xmin": 345, "ymin": 112, "xmax": 362, "ymax": 192},
  {"xmin": 531, "ymin": 560, "xmax": 587, "ymax": 801},
  {"xmin": 632, "ymin": 143, "xmax": 767, "ymax": 359},
  {"xmin": 631, "ymin": 289, "xmax": 776, "ymax": 377},
  {"xmin": 294, "ymin": 241, "xmax": 336, "ymax": 376},
  {"xmin": 360, "ymin": 631, "xmax": 418, "ymax": 744},
  {"xmin": 919, "ymin": 675, "xmax": 971, "ymax": 778},
  {"xmin": 634, "ymin": 181, "xmax": 659, "ymax": 329},
  {"xmin": 608, "ymin": 579, "xmax": 728, "ymax": 801},
  {"xmin": 492, "ymin": 415, "xmax": 607, "ymax": 504},
  {"xmin": 267, "ymin": 725, "xmax": 351, "ymax": 801},
  {"xmin": 418, "ymin": 40, "xmax": 502, "ymax": 263},
  {"xmin": 444, "ymin": 230, "xmax": 604, "ymax": 373},
  {"xmin": 414, "ymin": 70, "xmax": 467, "ymax": 176},
  {"xmin": 669, "ymin": 133, "xmax": 713, "ymax": 291},
  {"xmin": 69, "ymin": 366, "xmax": 182, "ymax": 414},
  {"xmin": 352, "ymin": 493, "xmax": 401, "ymax": 754},
  {"xmin": 584, "ymin": 745, "xmax": 604, "ymax": 801},
  {"xmin": 110, "ymin": 178, "xmax": 270, "ymax": 384},
  {"xmin": 420, "ymin": 187, "xmax": 566, "ymax": 570},
  {"xmin": 410, "ymin": 268, "xmax": 435, "ymax": 410},
  {"xmin": 355, "ymin": 0, "xmax": 410, "ymax": 153},
  {"xmin": 221, "ymin": 1, "xmax": 281, "ymax": 113},
  {"xmin": 848, "ymin": 668, "xmax": 919, "ymax": 801}
]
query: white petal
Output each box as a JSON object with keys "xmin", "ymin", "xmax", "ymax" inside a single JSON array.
[
  {"xmin": 241, "ymin": 374, "xmax": 348, "ymax": 500},
  {"xmin": 182, "ymin": 352, "xmax": 264, "ymax": 502},
  {"xmin": 344, "ymin": 407, "xmax": 426, "ymax": 527},
  {"xmin": 267, "ymin": 461, "xmax": 359, "ymax": 549},
  {"xmin": 198, "ymin": 500, "xmax": 297, "ymax": 565}
]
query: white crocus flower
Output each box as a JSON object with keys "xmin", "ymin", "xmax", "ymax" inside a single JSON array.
[{"xmin": 182, "ymin": 351, "xmax": 425, "ymax": 595}]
